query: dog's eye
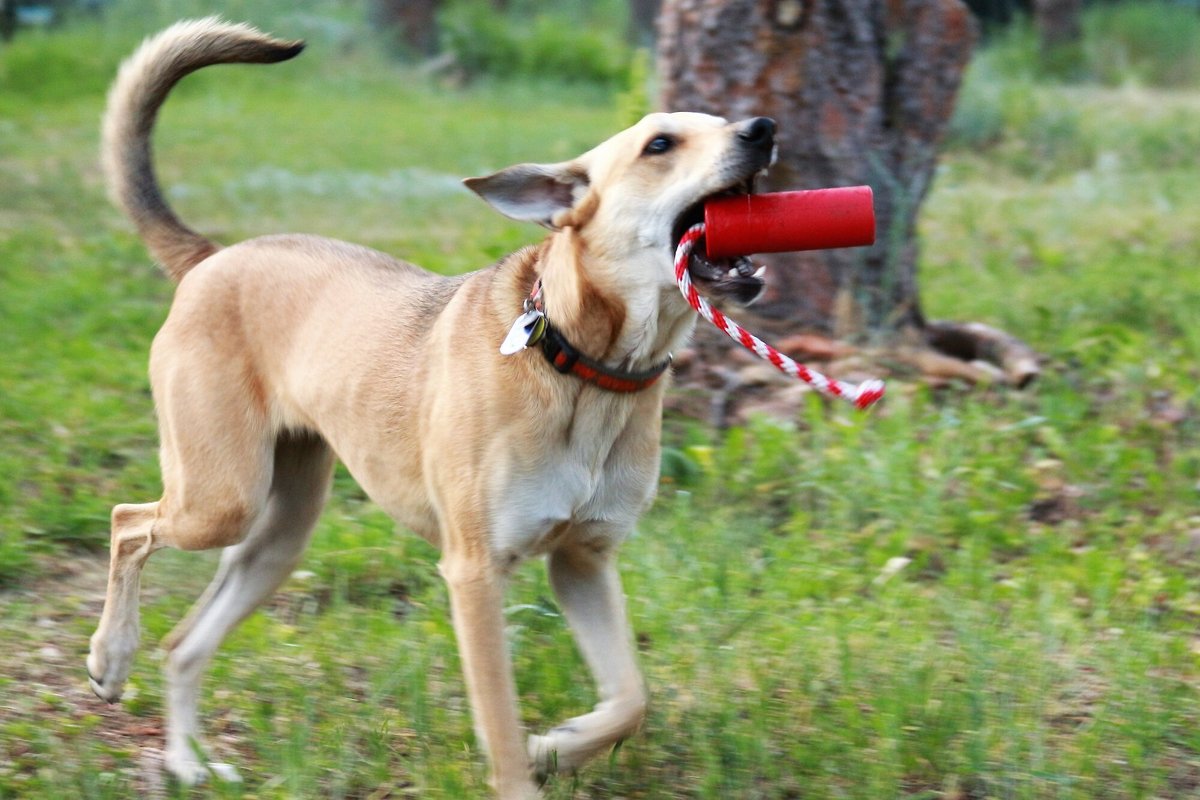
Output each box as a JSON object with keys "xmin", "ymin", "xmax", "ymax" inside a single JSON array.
[{"xmin": 642, "ymin": 135, "xmax": 676, "ymax": 156}]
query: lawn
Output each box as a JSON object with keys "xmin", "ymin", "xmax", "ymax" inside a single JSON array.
[{"xmin": 1, "ymin": 4, "xmax": 1198, "ymax": 799}]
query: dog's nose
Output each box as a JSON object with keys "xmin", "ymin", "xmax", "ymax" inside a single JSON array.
[{"xmin": 737, "ymin": 117, "xmax": 776, "ymax": 151}]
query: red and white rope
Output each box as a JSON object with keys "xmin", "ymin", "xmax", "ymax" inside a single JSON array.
[{"xmin": 674, "ymin": 223, "xmax": 885, "ymax": 410}]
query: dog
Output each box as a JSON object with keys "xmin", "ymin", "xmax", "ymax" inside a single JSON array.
[{"xmin": 85, "ymin": 18, "xmax": 775, "ymax": 798}]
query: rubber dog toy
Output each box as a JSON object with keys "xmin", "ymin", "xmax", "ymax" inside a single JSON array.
[
  {"xmin": 674, "ymin": 186, "xmax": 884, "ymax": 409},
  {"xmin": 704, "ymin": 186, "xmax": 875, "ymax": 259}
]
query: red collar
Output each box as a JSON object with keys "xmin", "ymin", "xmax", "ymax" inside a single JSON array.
[
  {"xmin": 539, "ymin": 324, "xmax": 671, "ymax": 393},
  {"xmin": 527, "ymin": 278, "xmax": 671, "ymax": 394}
]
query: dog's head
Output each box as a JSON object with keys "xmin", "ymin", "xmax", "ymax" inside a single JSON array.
[{"xmin": 465, "ymin": 112, "xmax": 775, "ymax": 306}]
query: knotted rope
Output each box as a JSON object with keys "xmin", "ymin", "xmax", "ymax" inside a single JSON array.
[{"xmin": 674, "ymin": 223, "xmax": 885, "ymax": 410}]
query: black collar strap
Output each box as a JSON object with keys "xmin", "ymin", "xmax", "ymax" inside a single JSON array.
[{"xmin": 539, "ymin": 323, "xmax": 671, "ymax": 393}]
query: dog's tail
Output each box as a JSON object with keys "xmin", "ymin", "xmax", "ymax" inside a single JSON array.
[{"xmin": 102, "ymin": 18, "xmax": 304, "ymax": 282}]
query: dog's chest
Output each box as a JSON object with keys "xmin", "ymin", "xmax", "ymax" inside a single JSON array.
[{"xmin": 488, "ymin": 410, "xmax": 659, "ymax": 562}]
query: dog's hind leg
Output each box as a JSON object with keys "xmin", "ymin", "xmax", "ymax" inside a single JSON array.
[
  {"xmin": 88, "ymin": 343, "xmax": 277, "ymax": 707},
  {"xmin": 529, "ymin": 538, "xmax": 647, "ymax": 775},
  {"xmin": 86, "ymin": 488, "xmax": 273, "ymax": 705},
  {"xmin": 160, "ymin": 432, "xmax": 334, "ymax": 785},
  {"xmin": 86, "ymin": 501, "xmax": 164, "ymax": 702}
]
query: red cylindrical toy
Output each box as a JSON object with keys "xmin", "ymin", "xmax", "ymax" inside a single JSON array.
[{"xmin": 703, "ymin": 186, "xmax": 875, "ymax": 259}]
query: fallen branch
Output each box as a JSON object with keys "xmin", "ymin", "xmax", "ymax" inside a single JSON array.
[
  {"xmin": 924, "ymin": 320, "xmax": 1041, "ymax": 388},
  {"xmin": 669, "ymin": 315, "xmax": 1042, "ymax": 426}
]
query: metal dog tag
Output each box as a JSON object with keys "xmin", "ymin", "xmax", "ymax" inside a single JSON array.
[{"xmin": 500, "ymin": 309, "xmax": 546, "ymax": 355}]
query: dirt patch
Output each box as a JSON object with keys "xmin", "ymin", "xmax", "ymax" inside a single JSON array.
[{"xmin": 0, "ymin": 553, "xmax": 203, "ymax": 797}]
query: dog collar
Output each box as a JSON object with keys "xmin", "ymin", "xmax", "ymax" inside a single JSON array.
[
  {"xmin": 501, "ymin": 278, "xmax": 671, "ymax": 394},
  {"xmin": 539, "ymin": 324, "xmax": 671, "ymax": 393}
]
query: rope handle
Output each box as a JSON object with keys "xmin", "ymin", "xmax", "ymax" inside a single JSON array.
[{"xmin": 674, "ymin": 224, "xmax": 885, "ymax": 410}]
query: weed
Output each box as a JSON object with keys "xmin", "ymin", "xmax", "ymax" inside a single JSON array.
[
  {"xmin": 440, "ymin": 0, "xmax": 632, "ymax": 86},
  {"xmin": 1084, "ymin": 1, "xmax": 1200, "ymax": 88}
]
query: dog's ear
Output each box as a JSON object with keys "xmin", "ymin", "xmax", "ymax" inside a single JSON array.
[{"xmin": 464, "ymin": 162, "xmax": 590, "ymax": 230}]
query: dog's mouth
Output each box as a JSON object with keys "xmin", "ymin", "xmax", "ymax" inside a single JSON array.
[{"xmin": 670, "ymin": 174, "xmax": 766, "ymax": 306}]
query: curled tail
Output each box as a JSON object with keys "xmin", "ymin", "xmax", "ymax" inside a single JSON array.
[{"xmin": 102, "ymin": 18, "xmax": 304, "ymax": 281}]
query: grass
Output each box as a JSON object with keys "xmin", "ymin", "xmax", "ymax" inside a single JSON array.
[{"xmin": 2, "ymin": 3, "xmax": 1199, "ymax": 798}]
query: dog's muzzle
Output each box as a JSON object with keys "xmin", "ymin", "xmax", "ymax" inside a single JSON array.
[{"xmin": 670, "ymin": 117, "xmax": 777, "ymax": 307}]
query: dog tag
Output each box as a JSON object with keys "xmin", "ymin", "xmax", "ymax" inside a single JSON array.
[{"xmin": 500, "ymin": 309, "xmax": 546, "ymax": 355}]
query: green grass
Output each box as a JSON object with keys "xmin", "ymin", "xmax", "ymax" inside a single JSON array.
[
  {"xmin": 2, "ymin": 5, "xmax": 1200, "ymax": 798},
  {"xmin": 968, "ymin": 1, "xmax": 1200, "ymax": 89}
]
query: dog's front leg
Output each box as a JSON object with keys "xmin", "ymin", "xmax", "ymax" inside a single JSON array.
[
  {"xmin": 439, "ymin": 549, "xmax": 540, "ymax": 799},
  {"xmin": 529, "ymin": 539, "xmax": 647, "ymax": 775}
]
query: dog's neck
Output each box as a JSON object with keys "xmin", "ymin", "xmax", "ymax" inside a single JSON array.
[{"xmin": 531, "ymin": 228, "xmax": 695, "ymax": 371}]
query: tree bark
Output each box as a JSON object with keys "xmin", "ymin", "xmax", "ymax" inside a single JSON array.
[
  {"xmin": 658, "ymin": 1, "xmax": 1038, "ymax": 421},
  {"xmin": 1, "ymin": 0, "xmax": 17, "ymax": 42},
  {"xmin": 1031, "ymin": 0, "xmax": 1082, "ymax": 76},
  {"xmin": 1032, "ymin": 0, "xmax": 1082, "ymax": 51},
  {"xmin": 659, "ymin": 0, "xmax": 977, "ymax": 340},
  {"xmin": 961, "ymin": 0, "xmax": 1029, "ymax": 30},
  {"xmin": 370, "ymin": 0, "xmax": 442, "ymax": 58}
]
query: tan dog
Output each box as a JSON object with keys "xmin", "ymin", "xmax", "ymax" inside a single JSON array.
[{"xmin": 86, "ymin": 18, "xmax": 775, "ymax": 798}]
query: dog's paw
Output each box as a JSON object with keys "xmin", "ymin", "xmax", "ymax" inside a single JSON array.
[
  {"xmin": 529, "ymin": 696, "xmax": 645, "ymax": 778},
  {"xmin": 87, "ymin": 669, "xmax": 122, "ymax": 704},
  {"xmin": 528, "ymin": 732, "xmax": 556, "ymax": 779},
  {"xmin": 163, "ymin": 748, "xmax": 243, "ymax": 786},
  {"xmin": 86, "ymin": 632, "xmax": 137, "ymax": 704},
  {"xmin": 528, "ymin": 729, "xmax": 583, "ymax": 778}
]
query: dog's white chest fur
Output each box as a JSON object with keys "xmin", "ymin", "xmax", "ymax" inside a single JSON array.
[{"xmin": 487, "ymin": 402, "xmax": 659, "ymax": 563}]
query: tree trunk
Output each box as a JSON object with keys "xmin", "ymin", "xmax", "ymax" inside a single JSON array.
[
  {"xmin": 659, "ymin": 0, "xmax": 976, "ymax": 340},
  {"xmin": 1, "ymin": 0, "xmax": 17, "ymax": 42},
  {"xmin": 659, "ymin": 1, "xmax": 1036, "ymax": 422},
  {"xmin": 370, "ymin": 0, "xmax": 442, "ymax": 58},
  {"xmin": 1032, "ymin": 0, "xmax": 1082, "ymax": 51},
  {"xmin": 1031, "ymin": 0, "xmax": 1082, "ymax": 76},
  {"xmin": 961, "ymin": 0, "xmax": 1029, "ymax": 31}
]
